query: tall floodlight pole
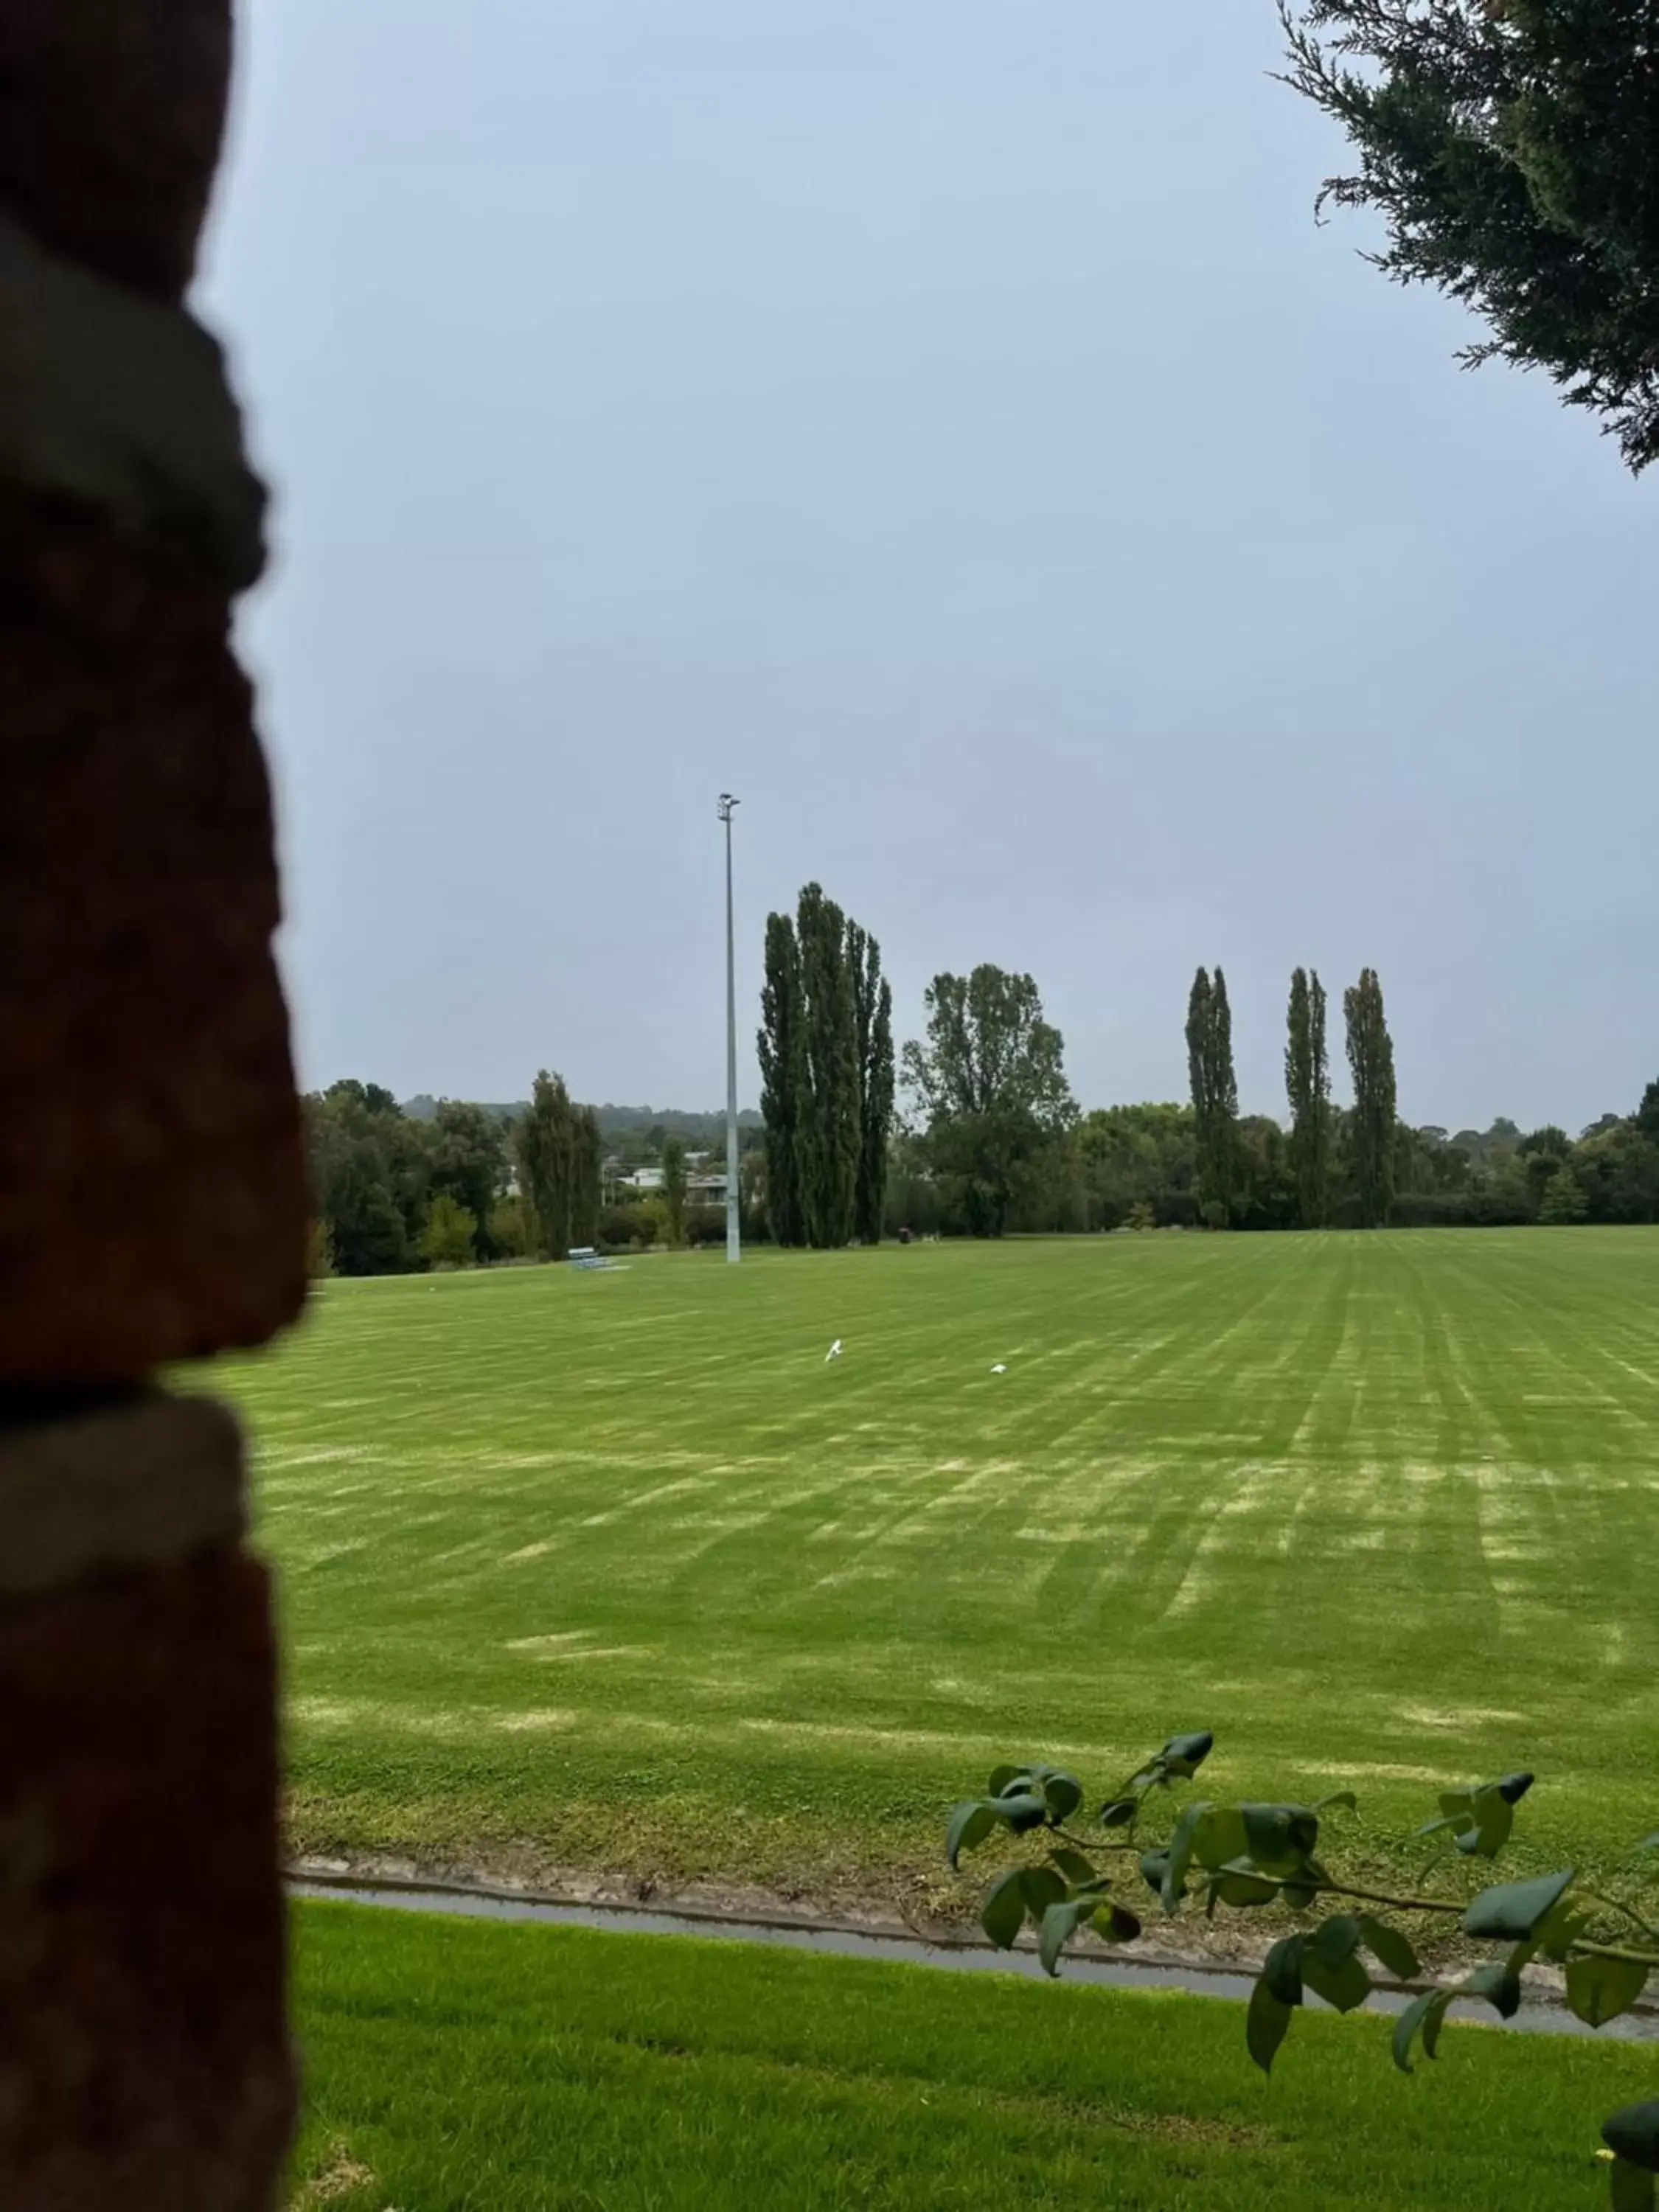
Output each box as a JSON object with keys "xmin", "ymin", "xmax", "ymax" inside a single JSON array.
[{"xmin": 718, "ymin": 793, "xmax": 742, "ymax": 1263}]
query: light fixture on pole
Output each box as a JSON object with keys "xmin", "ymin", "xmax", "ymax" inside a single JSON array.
[{"xmin": 717, "ymin": 794, "xmax": 741, "ymax": 1264}]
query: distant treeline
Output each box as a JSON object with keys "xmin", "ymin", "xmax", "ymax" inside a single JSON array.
[
  {"xmin": 878, "ymin": 961, "xmax": 1659, "ymax": 1237},
  {"xmin": 312, "ymin": 956, "xmax": 1659, "ymax": 1273},
  {"xmin": 308, "ymin": 1080, "xmax": 766, "ymax": 1276},
  {"xmin": 307, "ymin": 1077, "xmax": 605, "ymax": 1276},
  {"xmin": 400, "ymin": 1096, "xmax": 760, "ymax": 1144}
]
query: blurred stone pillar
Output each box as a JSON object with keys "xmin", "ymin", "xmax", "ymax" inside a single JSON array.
[{"xmin": 0, "ymin": 4, "xmax": 307, "ymax": 2205}]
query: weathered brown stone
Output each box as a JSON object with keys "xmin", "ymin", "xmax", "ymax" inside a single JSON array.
[
  {"xmin": 0, "ymin": 1392, "xmax": 246, "ymax": 1598},
  {"xmin": 0, "ymin": 0, "xmax": 231, "ymax": 301},
  {"xmin": 0, "ymin": 508, "xmax": 309, "ymax": 1380},
  {"xmin": 0, "ymin": 1541, "xmax": 293, "ymax": 2211},
  {"xmin": 1, "ymin": 10, "xmax": 302, "ymax": 2210}
]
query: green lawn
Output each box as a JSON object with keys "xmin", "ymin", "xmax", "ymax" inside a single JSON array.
[
  {"xmin": 226, "ymin": 1231, "xmax": 1659, "ymax": 1904},
  {"xmin": 288, "ymin": 1898, "xmax": 1652, "ymax": 2210}
]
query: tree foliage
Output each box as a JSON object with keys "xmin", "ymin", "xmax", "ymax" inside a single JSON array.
[
  {"xmin": 569, "ymin": 1106, "xmax": 602, "ymax": 1250},
  {"xmin": 1075, "ymin": 1102, "xmax": 1200, "ymax": 1231},
  {"xmin": 1344, "ymin": 968, "xmax": 1398, "ymax": 1228},
  {"xmin": 515, "ymin": 1069, "xmax": 576, "ymax": 1261},
  {"xmin": 1538, "ymin": 1162, "xmax": 1589, "ymax": 1223},
  {"xmin": 419, "ymin": 1191, "xmax": 478, "ymax": 1267},
  {"xmin": 762, "ymin": 889, "xmax": 887, "ymax": 1250},
  {"xmin": 758, "ymin": 913, "xmax": 807, "ymax": 1248},
  {"xmin": 850, "ymin": 922, "xmax": 896, "ymax": 1247},
  {"xmin": 305, "ymin": 1080, "xmax": 428, "ymax": 1276},
  {"xmin": 661, "ymin": 1134, "xmax": 689, "ymax": 1247},
  {"xmin": 1186, "ymin": 967, "xmax": 1239, "ymax": 1226},
  {"xmin": 427, "ymin": 1099, "xmax": 508, "ymax": 1261},
  {"xmin": 950, "ymin": 1728, "xmax": 1659, "ymax": 2204},
  {"xmin": 902, "ymin": 967, "xmax": 1076, "ymax": 1237},
  {"xmin": 306, "ymin": 1217, "xmax": 335, "ymax": 1279},
  {"xmin": 1285, "ymin": 967, "xmax": 1332, "ymax": 1229},
  {"xmin": 797, "ymin": 883, "xmax": 861, "ymax": 1250},
  {"xmin": 1281, "ymin": 0, "xmax": 1659, "ymax": 470}
]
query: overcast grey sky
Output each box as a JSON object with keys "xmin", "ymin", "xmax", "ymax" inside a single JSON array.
[{"xmin": 203, "ymin": 1, "xmax": 1658, "ymax": 1133}]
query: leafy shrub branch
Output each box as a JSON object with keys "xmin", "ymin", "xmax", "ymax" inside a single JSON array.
[{"xmin": 948, "ymin": 1731, "xmax": 1659, "ymax": 2205}]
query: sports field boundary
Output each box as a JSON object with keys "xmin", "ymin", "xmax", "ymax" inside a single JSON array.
[{"xmin": 285, "ymin": 1863, "xmax": 1659, "ymax": 2044}]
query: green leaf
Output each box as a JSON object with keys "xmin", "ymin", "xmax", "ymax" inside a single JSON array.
[
  {"xmin": 980, "ymin": 1868, "xmax": 1027, "ymax": 1949},
  {"xmin": 1610, "ymin": 2155, "xmax": 1657, "ymax": 2212},
  {"xmin": 1303, "ymin": 1948, "xmax": 1371, "ymax": 2014},
  {"xmin": 1357, "ymin": 1916, "xmax": 1419, "ymax": 1982},
  {"xmin": 1162, "ymin": 1803, "xmax": 1208, "ymax": 1915},
  {"xmin": 1161, "ymin": 1731, "xmax": 1215, "ymax": 1778},
  {"xmin": 1461, "ymin": 1961, "xmax": 1522, "ymax": 2020},
  {"xmin": 1494, "ymin": 1770, "xmax": 1534, "ymax": 1806},
  {"xmin": 1048, "ymin": 1847, "xmax": 1097, "ymax": 1885},
  {"xmin": 1020, "ymin": 1864, "xmax": 1067, "ymax": 1917},
  {"xmin": 997, "ymin": 1790, "xmax": 1051, "ymax": 1836},
  {"xmin": 1315, "ymin": 1790, "xmax": 1358, "ymax": 1815},
  {"xmin": 1262, "ymin": 1933, "xmax": 1305, "ymax": 2008},
  {"xmin": 1421, "ymin": 1989, "xmax": 1452, "ymax": 2060},
  {"xmin": 1453, "ymin": 1790, "xmax": 1515, "ymax": 1860},
  {"xmin": 1391, "ymin": 1988, "xmax": 1451, "ymax": 2073},
  {"xmin": 1567, "ymin": 1954, "xmax": 1649, "ymax": 2029},
  {"xmin": 1310, "ymin": 1914, "xmax": 1362, "ymax": 1968},
  {"xmin": 1102, "ymin": 1902, "xmax": 1143, "ymax": 1944},
  {"xmin": 1212, "ymin": 1869, "xmax": 1279, "ymax": 1910},
  {"xmin": 947, "ymin": 1801, "xmax": 998, "ymax": 1868},
  {"xmin": 987, "ymin": 1764, "xmax": 1025, "ymax": 1798},
  {"xmin": 1138, "ymin": 1848, "xmax": 1175, "ymax": 1900},
  {"xmin": 1039, "ymin": 1897, "xmax": 1099, "ymax": 1977},
  {"xmin": 1463, "ymin": 1867, "xmax": 1576, "ymax": 1941},
  {"xmin": 1604, "ymin": 2102, "xmax": 1659, "ymax": 2175},
  {"xmin": 1246, "ymin": 1975, "xmax": 1293, "ymax": 2073},
  {"xmin": 1099, "ymin": 1797, "xmax": 1138, "ymax": 1829},
  {"xmin": 1041, "ymin": 1770, "xmax": 1084, "ymax": 1823},
  {"xmin": 1189, "ymin": 1806, "xmax": 1250, "ymax": 1872},
  {"xmin": 1535, "ymin": 1902, "xmax": 1596, "ymax": 1965},
  {"xmin": 1391, "ymin": 1990, "xmax": 1433, "ymax": 2073},
  {"xmin": 1241, "ymin": 1804, "xmax": 1320, "ymax": 1878}
]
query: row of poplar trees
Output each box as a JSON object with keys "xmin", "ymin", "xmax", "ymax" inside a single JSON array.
[
  {"xmin": 759, "ymin": 884, "xmax": 896, "ymax": 1246},
  {"xmin": 512, "ymin": 1069, "xmax": 602, "ymax": 1259},
  {"xmin": 1186, "ymin": 964, "xmax": 1397, "ymax": 1228}
]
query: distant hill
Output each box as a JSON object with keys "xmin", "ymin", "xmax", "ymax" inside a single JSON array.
[
  {"xmin": 593, "ymin": 1103, "xmax": 762, "ymax": 1138},
  {"xmin": 400, "ymin": 1096, "xmax": 759, "ymax": 1139},
  {"xmin": 400, "ymin": 1095, "xmax": 519, "ymax": 1124}
]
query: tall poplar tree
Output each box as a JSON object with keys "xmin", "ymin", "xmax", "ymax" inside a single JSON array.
[
  {"xmin": 661, "ymin": 1134, "xmax": 688, "ymax": 1248},
  {"xmin": 849, "ymin": 922, "xmax": 895, "ymax": 1245},
  {"xmin": 515, "ymin": 1068, "xmax": 575, "ymax": 1259},
  {"xmin": 1186, "ymin": 966, "xmax": 1211, "ymax": 1147},
  {"xmin": 757, "ymin": 913, "xmax": 806, "ymax": 1246},
  {"xmin": 1186, "ymin": 966, "xmax": 1239, "ymax": 1225},
  {"xmin": 1343, "ymin": 968, "xmax": 1397, "ymax": 1228},
  {"xmin": 796, "ymin": 882, "xmax": 860, "ymax": 1248},
  {"xmin": 1285, "ymin": 967, "xmax": 1332, "ymax": 1228},
  {"xmin": 569, "ymin": 1105, "xmax": 602, "ymax": 1248}
]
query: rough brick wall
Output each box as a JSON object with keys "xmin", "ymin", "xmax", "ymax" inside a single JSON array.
[{"xmin": 0, "ymin": 4, "xmax": 303, "ymax": 2202}]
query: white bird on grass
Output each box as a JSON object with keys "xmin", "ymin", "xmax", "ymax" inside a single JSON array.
[
  {"xmin": 826, "ymin": 1339, "xmax": 844, "ymax": 1362},
  {"xmin": 990, "ymin": 1363, "xmax": 1007, "ymax": 1374}
]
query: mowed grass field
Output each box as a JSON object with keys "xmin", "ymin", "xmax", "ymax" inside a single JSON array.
[{"xmin": 222, "ymin": 1231, "xmax": 1659, "ymax": 1902}]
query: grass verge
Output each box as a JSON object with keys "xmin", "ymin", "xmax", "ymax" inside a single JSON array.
[{"xmin": 288, "ymin": 1899, "xmax": 1654, "ymax": 2208}]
